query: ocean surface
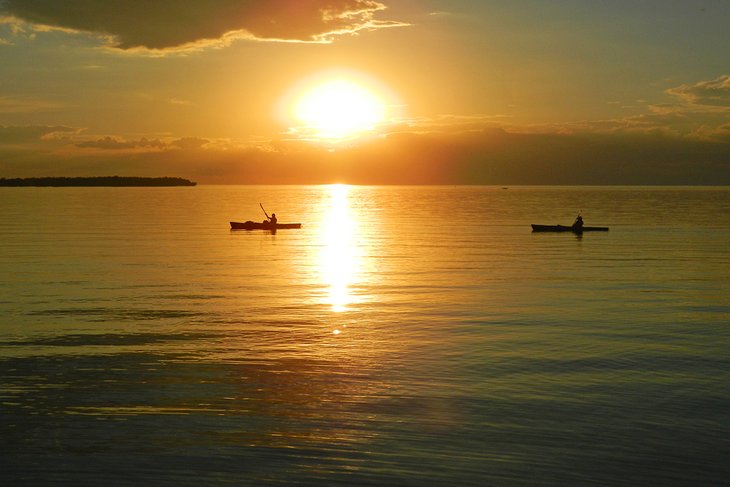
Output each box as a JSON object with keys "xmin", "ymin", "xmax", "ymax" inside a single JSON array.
[{"xmin": 1, "ymin": 185, "xmax": 729, "ymax": 486}]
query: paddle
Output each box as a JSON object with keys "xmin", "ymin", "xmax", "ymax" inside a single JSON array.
[{"xmin": 259, "ymin": 203, "xmax": 271, "ymax": 221}]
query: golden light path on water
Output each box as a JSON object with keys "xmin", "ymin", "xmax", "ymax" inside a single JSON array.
[{"xmin": 319, "ymin": 184, "xmax": 362, "ymax": 316}]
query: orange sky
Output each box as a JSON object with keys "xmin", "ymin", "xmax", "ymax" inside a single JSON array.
[{"xmin": 1, "ymin": 1, "xmax": 729, "ymax": 184}]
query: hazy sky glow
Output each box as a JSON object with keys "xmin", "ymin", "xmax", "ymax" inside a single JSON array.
[{"xmin": 1, "ymin": 0, "xmax": 728, "ymax": 183}]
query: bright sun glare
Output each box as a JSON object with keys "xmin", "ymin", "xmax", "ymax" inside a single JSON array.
[
  {"xmin": 321, "ymin": 184, "xmax": 359, "ymax": 312},
  {"xmin": 293, "ymin": 79, "xmax": 386, "ymax": 140}
]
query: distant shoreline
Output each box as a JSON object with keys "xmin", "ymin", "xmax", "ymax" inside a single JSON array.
[{"xmin": 0, "ymin": 177, "xmax": 197, "ymax": 187}]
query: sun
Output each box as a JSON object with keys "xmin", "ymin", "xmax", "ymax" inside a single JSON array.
[
  {"xmin": 294, "ymin": 79, "xmax": 385, "ymax": 140},
  {"xmin": 285, "ymin": 73, "xmax": 391, "ymax": 141}
]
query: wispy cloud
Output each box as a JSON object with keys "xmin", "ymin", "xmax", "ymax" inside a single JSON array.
[
  {"xmin": 75, "ymin": 136, "xmax": 167, "ymax": 150},
  {"xmin": 666, "ymin": 75, "xmax": 730, "ymax": 107},
  {"xmin": 407, "ymin": 76, "xmax": 730, "ymax": 142},
  {"xmin": 0, "ymin": 95, "xmax": 64, "ymax": 113},
  {"xmin": 0, "ymin": 124, "xmax": 79, "ymax": 143},
  {"xmin": 168, "ymin": 98, "xmax": 192, "ymax": 106},
  {"xmin": 0, "ymin": 0, "xmax": 408, "ymax": 53},
  {"xmin": 74, "ymin": 135, "xmax": 209, "ymax": 151}
]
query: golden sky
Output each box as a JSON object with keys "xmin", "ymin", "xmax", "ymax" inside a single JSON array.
[{"xmin": 1, "ymin": 1, "xmax": 729, "ymax": 184}]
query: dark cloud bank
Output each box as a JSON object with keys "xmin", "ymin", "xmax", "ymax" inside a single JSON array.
[
  {"xmin": 1, "ymin": 0, "xmax": 402, "ymax": 49},
  {"xmin": 2, "ymin": 126, "xmax": 728, "ymax": 185},
  {"xmin": 204, "ymin": 131, "xmax": 730, "ymax": 185}
]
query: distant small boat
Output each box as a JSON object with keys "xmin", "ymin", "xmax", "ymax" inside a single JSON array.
[
  {"xmin": 230, "ymin": 221, "xmax": 301, "ymax": 230},
  {"xmin": 531, "ymin": 224, "xmax": 608, "ymax": 233}
]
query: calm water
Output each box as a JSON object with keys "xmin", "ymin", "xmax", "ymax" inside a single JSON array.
[{"xmin": 1, "ymin": 185, "xmax": 729, "ymax": 486}]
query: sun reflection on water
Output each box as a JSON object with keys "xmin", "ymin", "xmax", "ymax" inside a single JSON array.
[{"xmin": 320, "ymin": 184, "xmax": 361, "ymax": 313}]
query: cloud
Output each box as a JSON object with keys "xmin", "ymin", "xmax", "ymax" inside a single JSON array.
[
  {"xmin": 171, "ymin": 137, "xmax": 209, "ymax": 150},
  {"xmin": 0, "ymin": 124, "xmax": 78, "ymax": 143},
  {"xmin": 393, "ymin": 105, "xmax": 730, "ymax": 143},
  {"xmin": 169, "ymin": 98, "xmax": 192, "ymax": 106},
  {"xmin": 75, "ymin": 136, "xmax": 166, "ymax": 150},
  {"xmin": 498, "ymin": 99, "xmax": 729, "ymax": 142},
  {"xmin": 667, "ymin": 75, "xmax": 730, "ymax": 107},
  {"xmin": 0, "ymin": 0, "xmax": 407, "ymax": 51},
  {"xmin": 0, "ymin": 95, "xmax": 64, "ymax": 113},
  {"xmin": 74, "ymin": 136, "xmax": 211, "ymax": 151},
  {"xmin": 2, "ymin": 124, "xmax": 729, "ymax": 185}
]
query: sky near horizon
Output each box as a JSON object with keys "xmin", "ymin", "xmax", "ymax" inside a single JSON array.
[{"xmin": 1, "ymin": 0, "xmax": 728, "ymax": 184}]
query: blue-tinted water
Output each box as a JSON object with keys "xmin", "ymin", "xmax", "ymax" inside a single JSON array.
[{"xmin": 1, "ymin": 186, "xmax": 729, "ymax": 485}]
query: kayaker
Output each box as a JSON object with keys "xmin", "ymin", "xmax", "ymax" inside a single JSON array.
[
  {"xmin": 269, "ymin": 213, "xmax": 277, "ymax": 225},
  {"xmin": 573, "ymin": 215, "xmax": 584, "ymax": 229}
]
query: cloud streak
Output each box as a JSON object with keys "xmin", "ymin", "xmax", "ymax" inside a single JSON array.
[
  {"xmin": 74, "ymin": 136, "xmax": 209, "ymax": 151},
  {"xmin": 0, "ymin": 124, "xmax": 78, "ymax": 143},
  {"xmin": 0, "ymin": 0, "xmax": 406, "ymax": 51},
  {"xmin": 75, "ymin": 136, "xmax": 167, "ymax": 150},
  {"xmin": 0, "ymin": 95, "xmax": 64, "ymax": 113},
  {"xmin": 667, "ymin": 75, "xmax": 730, "ymax": 107}
]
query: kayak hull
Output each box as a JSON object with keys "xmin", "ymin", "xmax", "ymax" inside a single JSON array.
[
  {"xmin": 230, "ymin": 221, "xmax": 301, "ymax": 230},
  {"xmin": 532, "ymin": 224, "xmax": 608, "ymax": 233}
]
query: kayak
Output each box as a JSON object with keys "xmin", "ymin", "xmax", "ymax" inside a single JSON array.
[
  {"xmin": 531, "ymin": 224, "xmax": 608, "ymax": 233},
  {"xmin": 230, "ymin": 221, "xmax": 301, "ymax": 230}
]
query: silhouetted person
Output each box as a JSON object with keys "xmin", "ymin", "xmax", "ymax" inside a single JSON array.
[
  {"xmin": 573, "ymin": 215, "xmax": 584, "ymax": 229},
  {"xmin": 269, "ymin": 213, "xmax": 277, "ymax": 225}
]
